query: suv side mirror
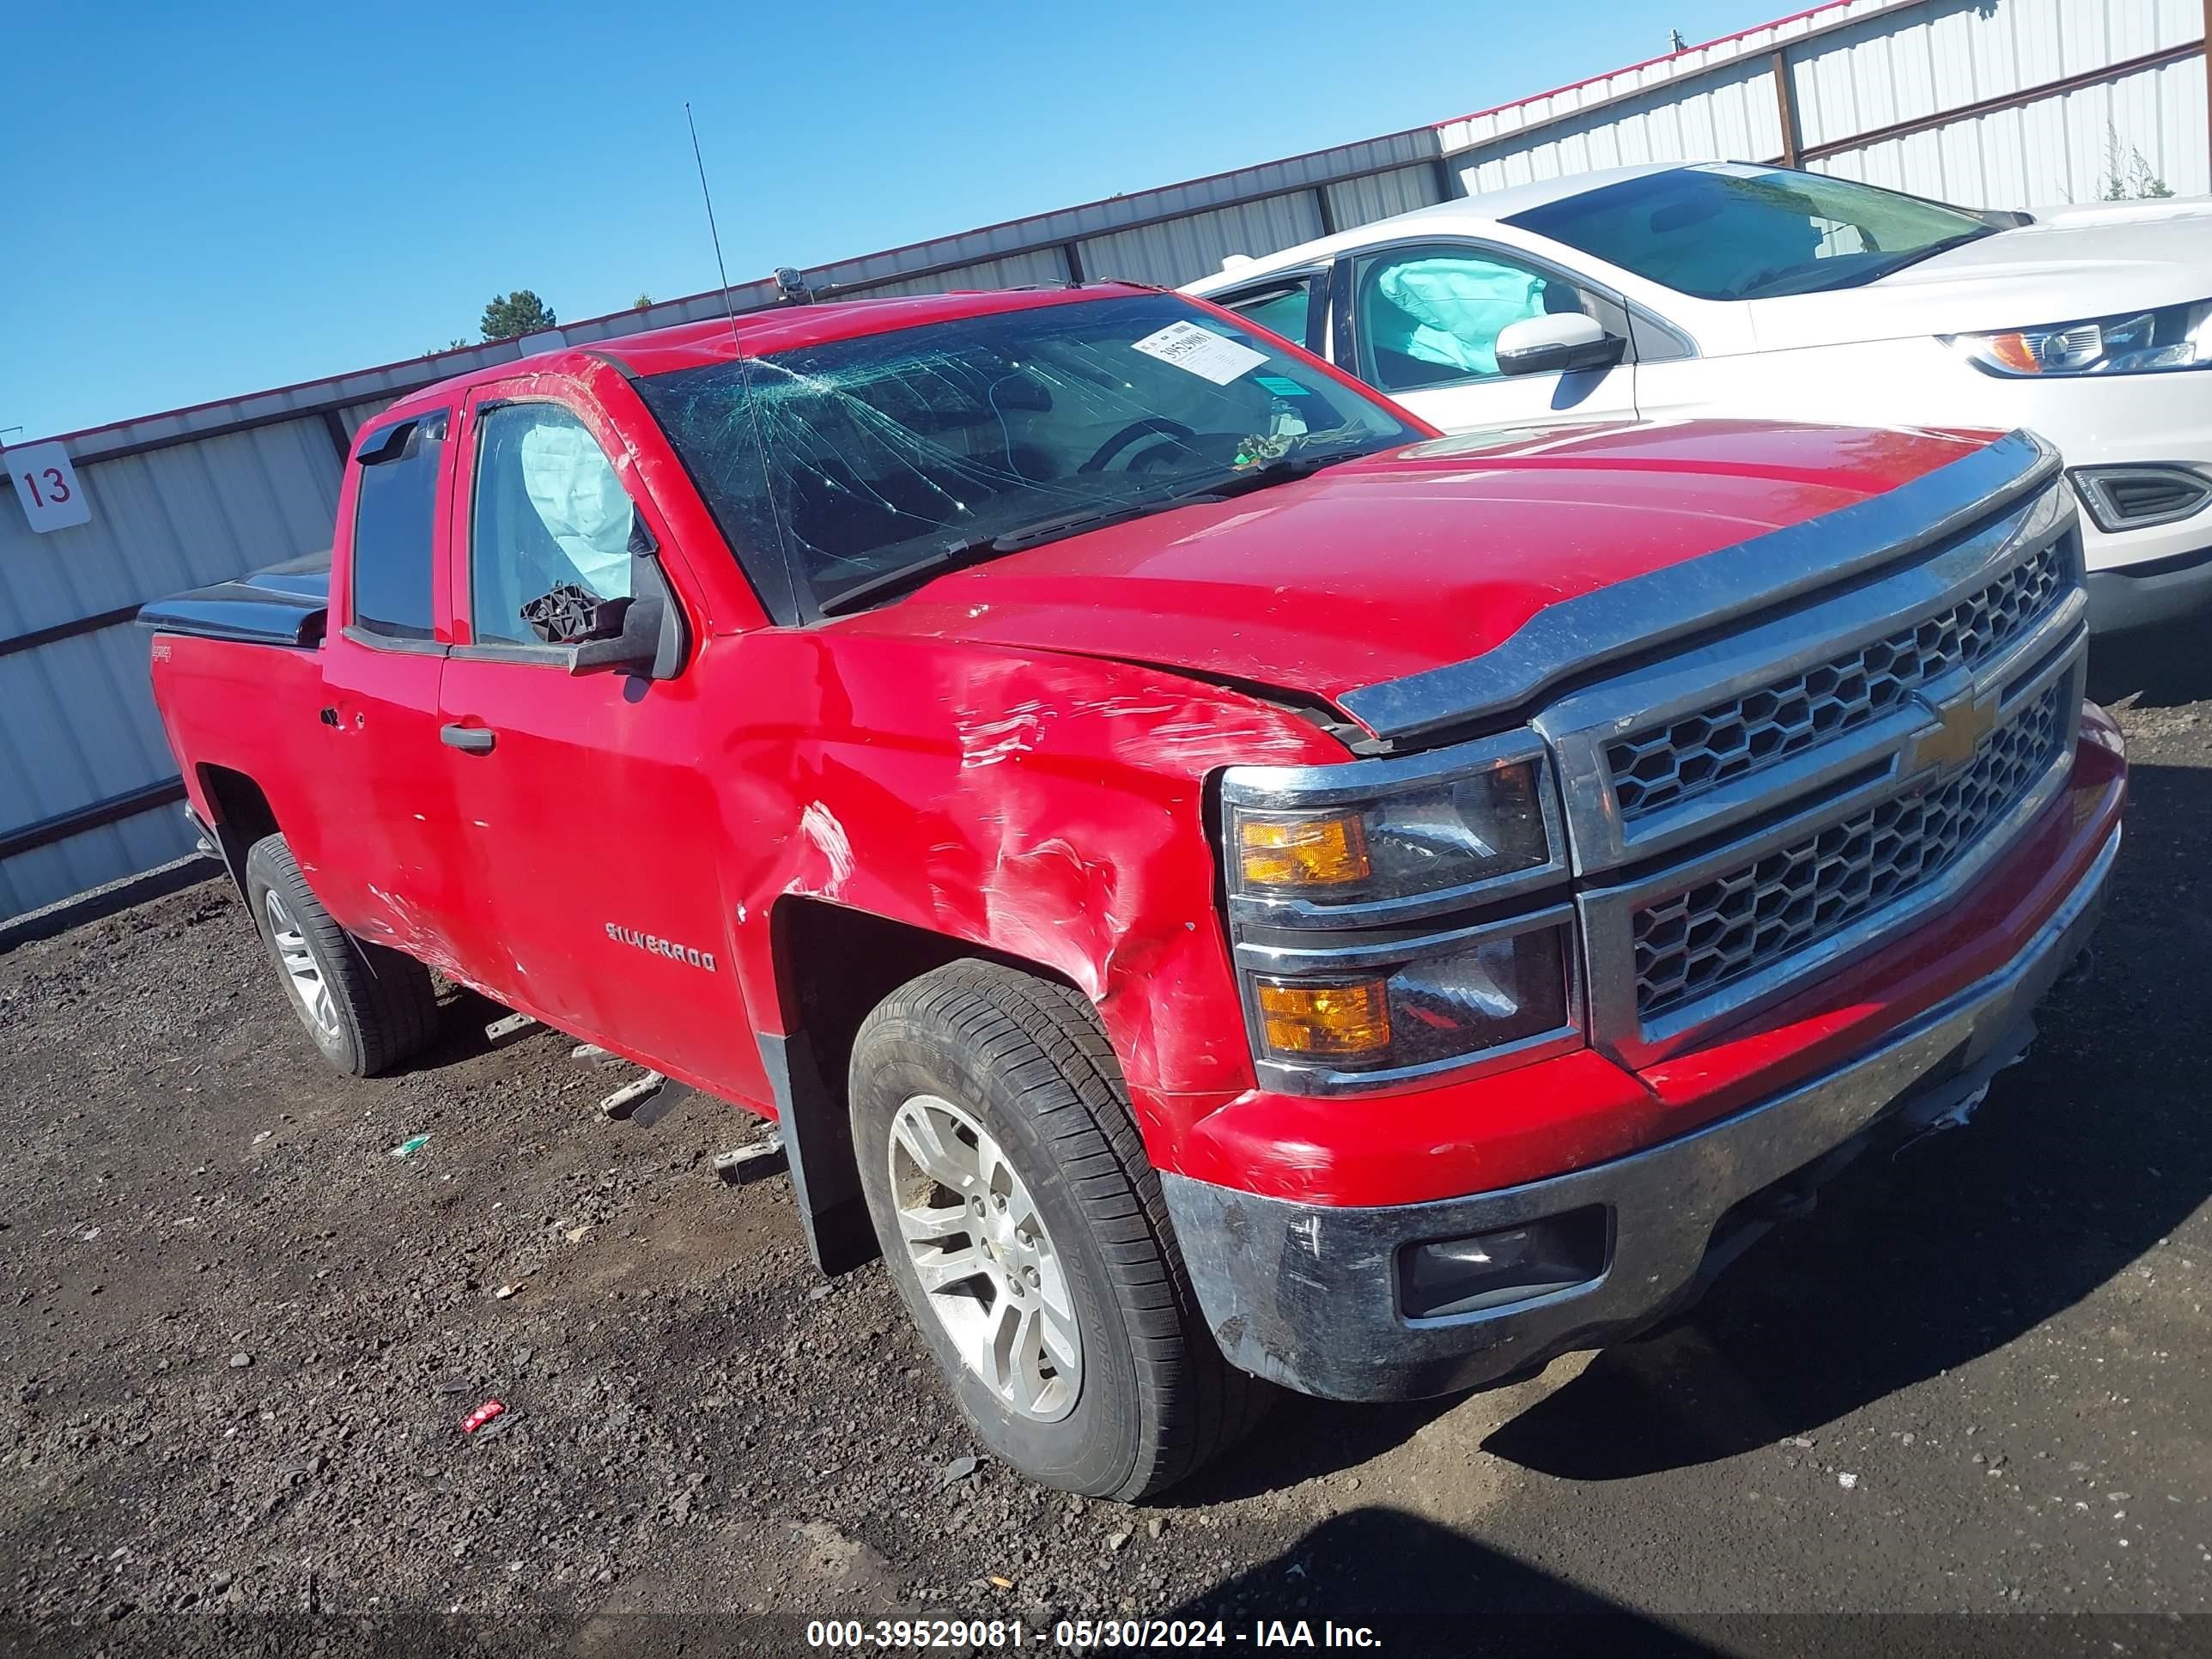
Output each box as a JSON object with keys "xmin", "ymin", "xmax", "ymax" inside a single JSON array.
[{"xmin": 1496, "ymin": 313, "xmax": 1626, "ymax": 377}]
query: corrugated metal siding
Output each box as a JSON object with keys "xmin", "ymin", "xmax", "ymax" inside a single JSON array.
[
  {"xmin": 1079, "ymin": 192, "xmax": 1327, "ymax": 289},
  {"xmin": 1454, "ymin": 55, "xmax": 1787, "ymax": 191},
  {"xmin": 0, "ymin": 416, "xmax": 340, "ymax": 637},
  {"xmin": 1436, "ymin": 0, "xmax": 1916, "ymax": 154},
  {"xmin": 1813, "ymin": 52, "xmax": 2211, "ymax": 201},
  {"xmin": 338, "ymin": 398, "xmax": 401, "ymax": 441},
  {"xmin": 0, "ymin": 632, "xmax": 198, "ymax": 918},
  {"xmin": 1326, "ymin": 164, "xmax": 1446, "ymax": 229},
  {"xmin": 1791, "ymin": 0, "xmax": 2203, "ymax": 146},
  {"xmin": 848, "ymin": 248, "xmax": 1074, "ymax": 299},
  {"xmin": 0, "ymin": 810, "xmax": 197, "ymax": 923},
  {"xmin": 0, "ymin": 417, "xmax": 347, "ymax": 918},
  {"xmin": 1444, "ymin": 0, "xmax": 2209, "ymax": 210}
]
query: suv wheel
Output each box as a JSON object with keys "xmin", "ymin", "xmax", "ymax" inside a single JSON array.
[
  {"xmin": 848, "ymin": 960, "xmax": 1267, "ymax": 1498},
  {"xmin": 242, "ymin": 832, "xmax": 440, "ymax": 1077}
]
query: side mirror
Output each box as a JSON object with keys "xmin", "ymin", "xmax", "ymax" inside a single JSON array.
[
  {"xmin": 1496, "ymin": 313, "xmax": 1626, "ymax": 377},
  {"xmin": 574, "ymin": 552, "xmax": 688, "ymax": 679},
  {"xmin": 568, "ymin": 596, "xmax": 666, "ymax": 675},
  {"xmin": 519, "ymin": 556, "xmax": 689, "ymax": 681}
]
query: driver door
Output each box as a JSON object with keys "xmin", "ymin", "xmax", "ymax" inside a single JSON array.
[
  {"xmin": 1345, "ymin": 241, "xmax": 1639, "ymax": 434},
  {"xmin": 435, "ymin": 380, "xmax": 755, "ymax": 1087}
]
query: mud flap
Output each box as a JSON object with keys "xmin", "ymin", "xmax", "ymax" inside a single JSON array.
[{"xmin": 757, "ymin": 1030, "xmax": 880, "ymax": 1275}]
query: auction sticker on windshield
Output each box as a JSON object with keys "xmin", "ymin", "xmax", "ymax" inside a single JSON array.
[{"xmin": 1131, "ymin": 321, "xmax": 1268, "ymax": 385}]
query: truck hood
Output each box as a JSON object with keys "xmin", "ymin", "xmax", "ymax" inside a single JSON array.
[
  {"xmin": 1750, "ymin": 201, "xmax": 2212, "ymax": 351},
  {"xmin": 830, "ymin": 419, "xmax": 1990, "ymax": 712}
]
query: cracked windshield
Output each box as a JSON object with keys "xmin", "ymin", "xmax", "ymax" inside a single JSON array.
[{"xmin": 635, "ymin": 293, "xmax": 1413, "ymax": 614}]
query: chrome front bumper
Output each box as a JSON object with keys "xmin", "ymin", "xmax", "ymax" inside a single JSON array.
[{"xmin": 1161, "ymin": 823, "xmax": 2119, "ymax": 1403}]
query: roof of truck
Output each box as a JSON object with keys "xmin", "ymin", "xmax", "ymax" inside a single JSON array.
[{"xmin": 371, "ymin": 282, "xmax": 1156, "ymax": 430}]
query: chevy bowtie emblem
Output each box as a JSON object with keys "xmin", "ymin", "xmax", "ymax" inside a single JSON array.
[{"xmin": 1905, "ymin": 687, "xmax": 2001, "ymax": 774}]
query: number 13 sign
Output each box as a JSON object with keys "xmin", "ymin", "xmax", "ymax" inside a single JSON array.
[{"xmin": 7, "ymin": 442, "xmax": 92, "ymax": 533}]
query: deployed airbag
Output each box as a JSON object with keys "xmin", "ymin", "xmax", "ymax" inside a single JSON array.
[
  {"xmin": 519, "ymin": 421, "xmax": 634, "ymax": 599},
  {"xmin": 1376, "ymin": 260, "xmax": 1550, "ymax": 376}
]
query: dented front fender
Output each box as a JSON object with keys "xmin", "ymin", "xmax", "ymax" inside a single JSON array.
[{"xmin": 715, "ymin": 629, "xmax": 1347, "ymax": 1125}]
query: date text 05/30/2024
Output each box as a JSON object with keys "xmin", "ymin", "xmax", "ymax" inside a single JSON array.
[{"xmin": 805, "ymin": 1619, "xmax": 1384, "ymax": 1650}]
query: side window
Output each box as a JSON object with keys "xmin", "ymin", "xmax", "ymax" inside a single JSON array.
[
  {"xmin": 1353, "ymin": 246, "xmax": 1585, "ymax": 392},
  {"xmin": 349, "ymin": 411, "xmax": 448, "ymax": 640},
  {"xmin": 1221, "ymin": 280, "xmax": 1316, "ymax": 351},
  {"xmin": 468, "ymin": 403, "xmax": 636, "ymax": 647}
]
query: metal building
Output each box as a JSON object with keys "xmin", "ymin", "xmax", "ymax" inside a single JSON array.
[
  {"xmin": 1438, "ymin": 0, "xmax": 2209, "ymax": 202},
  {"xmin": 4, "ymin": 0, "xmax": 2209, "ymax": 920}
]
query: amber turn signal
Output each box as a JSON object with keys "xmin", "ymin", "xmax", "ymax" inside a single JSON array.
[
  {"xmin": 1236, "ymin": 812, "xmax": 1372, "ymax": 890},
  {"xmin": 1255, "ymin": 977, "xmax": 1391, "ymax": 1057},
  {"xmin": 1978, "ymin": 331, "xmax": 2042, "ymax": 374}
]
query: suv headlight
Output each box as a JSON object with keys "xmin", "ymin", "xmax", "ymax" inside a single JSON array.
[
  {"xmin": 1218, "ymin": 732, "xmax": 1581, "ymax": 1090},
  {"xmin": 1953, "ymin": 301, "xmax": 2212, "ymax": 377}
]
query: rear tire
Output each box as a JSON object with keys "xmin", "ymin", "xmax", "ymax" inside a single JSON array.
[
  {"xmin": 848, "ymin": 960, "xmax": 1268, "ymax": 1499},
  {"xmin": 242, "ymin": 833, "xmax": 439, "ymax": 1077}
]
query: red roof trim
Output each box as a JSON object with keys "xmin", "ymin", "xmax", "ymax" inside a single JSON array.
[{"xmin": 1433, "ymin": 0, "xmax": 1858, "ymax": 128}]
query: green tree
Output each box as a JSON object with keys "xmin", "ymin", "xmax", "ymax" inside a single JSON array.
[
  {"xmin": 480, "ymin": 290, "xmax": 557, "ymax": 342},
  {"xmin": 633, "ymin": 292, "xmax": 655, "ymax": 309}
]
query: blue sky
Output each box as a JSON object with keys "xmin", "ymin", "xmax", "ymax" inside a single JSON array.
[{"xmin": 3, "ymin": 0, "xmax": 1763, "ymax": 440}]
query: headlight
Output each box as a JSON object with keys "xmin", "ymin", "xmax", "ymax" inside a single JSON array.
[
  {"xmin": 1953, "ymin": 301, "xmax": 2212, "ymax": 377},
  {"xmin": 1218, "ymin": 733, "xmax": 1581, "ymax": 1091},
  {"xmin": 1221, "ymin": 733, "xmax": 1565, "ymax": 927},
  {"xmin": 1249, "ymin": 919, "xmax": 1575, "ymax": 1072}
]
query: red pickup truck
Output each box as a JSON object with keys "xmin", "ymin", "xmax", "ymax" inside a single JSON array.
[{"xmin": 143, "ymin": 283, "xmax": 2124, "ymax": 1499}]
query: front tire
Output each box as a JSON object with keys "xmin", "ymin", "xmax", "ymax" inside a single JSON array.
[
  {"xmin": 848, "ymin": 960, "xmax": 1267, "ymax": 1499},
  {"xmin": 242, "ymin": 833, "xmax": 439, "ymax": 1077}
]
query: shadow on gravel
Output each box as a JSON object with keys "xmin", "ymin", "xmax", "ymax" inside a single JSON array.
[
  {"xmin": 1170, "ymin": 1505, "xmax": 1722, "ymax": 1654},
  {"xmin": 1166, "ymin": 1394, "xmax": 1465, "ymax": 1505},
  {"xmin": 1482, "ymin": 758, "xmax": 2211, "ymax": 1482},
  {"xmin": 2087, "ymin": 623, "xmax": 2212, "ymax": 710},
  {"xmin": 385, "ymin": 984, "xmax": 520, "ymax": 1075},
  {"xmin": 1170, "ymin": 1508, "xmax": 2202, "ymax": 1659}
]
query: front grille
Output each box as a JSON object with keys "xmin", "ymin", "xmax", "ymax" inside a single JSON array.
[
  {"xmin": 1631, "ymin": 680, "xmax": 2070, "ymax": 1019},
  {"xmin": 1607, "ymin": 537, "xmax": 2069, "ymax": 821}
]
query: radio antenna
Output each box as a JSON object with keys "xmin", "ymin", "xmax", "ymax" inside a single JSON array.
[
  {"xmin": 686, "ymin": 100, "xmax": 745, "ymax": 353},
  {"xmin": 681, "ymin": 102, "xmax": 806, "ymax": 617}
]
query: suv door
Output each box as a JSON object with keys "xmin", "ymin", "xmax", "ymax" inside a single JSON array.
[
  {"xmin": 1208, "ymin": 270, "xmax": 1329, "ymax": 356},
  {"xmin": 1345, "ymin": 240, "xmax": 1639, "ymax": 433},
  {"xmin": 435, "ymin": 382, "xmax": 755, "ymax": 1087}
]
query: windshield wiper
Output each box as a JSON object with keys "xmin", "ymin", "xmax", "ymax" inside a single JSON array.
[
  {"xmin": 814, "ymin": 492, "xmax": 1223, "ymax": 617},
  {"xmin": 1859, "ymin": 227, "xmax": 1999, "ymax": 283},
  {"xmin": 1215, "ymin": 442, "xmax": 1375, "ymax": 495}
]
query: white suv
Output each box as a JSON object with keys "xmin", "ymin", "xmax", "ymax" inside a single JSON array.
[{"xmin": 1185, "ymin": 161, "xmax": 2212, "ymax": 634}]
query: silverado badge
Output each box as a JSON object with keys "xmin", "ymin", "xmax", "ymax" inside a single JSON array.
[{"xmin": 605, "ymin": 922, "xmax": 717, "ymax": 972}]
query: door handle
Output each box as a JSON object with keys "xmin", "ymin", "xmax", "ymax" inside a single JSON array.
[{"xmin": 441, "ymin": 723, "xmax": 495, "ymax": 754}]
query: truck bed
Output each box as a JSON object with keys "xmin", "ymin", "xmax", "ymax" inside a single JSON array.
[{"xmin": 137, "ymin": 552, "xmax": 331, "ymax": 647}]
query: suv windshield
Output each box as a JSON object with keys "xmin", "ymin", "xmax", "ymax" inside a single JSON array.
[
  {"xmin": 1506, "ymin": 163, "xmax": 1996, "ymax": 301},
  {"xmin": 635, "ymin": 292, "xmax": 1412, "ymax": 616}
]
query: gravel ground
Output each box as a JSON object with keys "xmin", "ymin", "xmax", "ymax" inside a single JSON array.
[{"xmin": 2, "ymin": 679, "xmax": 2209, "ymax": 1658}]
